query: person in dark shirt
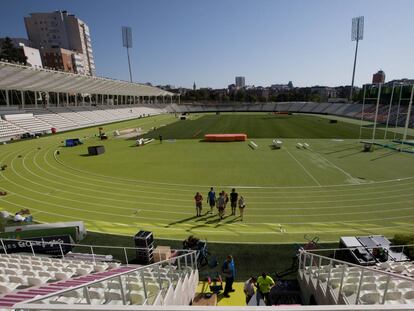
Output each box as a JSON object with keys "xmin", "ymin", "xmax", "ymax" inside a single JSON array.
[
  {"xmin": 222, "ymin": 255, "xmax": 236, "ymax": 297},
  {"xmin": 217, "ymin": 191, "xmax": 226, "ymax": 219},
  {"xmin": 207, "ymin": 187, "xmax": 216, "ymax": 214},
  {"xmin": 230, "ymin": 188, "xmax": 238, "ymax": 216}
]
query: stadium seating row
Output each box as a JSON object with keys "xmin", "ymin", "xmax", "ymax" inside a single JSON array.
[
  {"xmin": 1, "ymin": 101, "xmax": 412, "ymax": 140},
  {"xmin": 299, "ymin": 256, "xmax": 414, "ymax": 305},
  {"xmin": 0, "ymin": 252, "xmax": 198, "ymax": 307},
  {"xmin": 0, "ymin": 105, "xmax": 166, "ymax": 139}
]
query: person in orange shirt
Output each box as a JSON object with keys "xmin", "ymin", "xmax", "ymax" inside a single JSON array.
[{"xmin": 194, "ymin": 192, "xmax": 203, "ymax": 216}]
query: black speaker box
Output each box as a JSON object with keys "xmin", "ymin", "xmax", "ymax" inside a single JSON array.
[{"xmin": 88, "ymin": 145, "xmax": 105, "ymax": 156}]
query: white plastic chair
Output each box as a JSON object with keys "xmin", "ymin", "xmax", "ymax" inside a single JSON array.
[
  {"xmin": 22, "ymin": 270, "xmax": 37, "ymax": 277},
  {"xmin": 104, "ymin": 290, "xmax": 123, "ymax": 302},
  {"xmin": 360, "ymin": 283, "xmax": 376, "ymax": 291},
  {"xmin": 341, "ymin": 284, "xmax": 357, "ymax": 297},
  {"xmin": 384, "ymin": 291, "xmax": 402, "ymax": 304},
  {"xmin": 378, "ymin": 281, "xmax": 396, "ymax": 291},
  {"xmin": 127, "ymin": 291, "xmax": 145, "ymax": 305},
  {"xmin": 403, "ymin": 291, "xmax": 414, "ymax": 304},
  {"xmin": 127, "ymin": 282, "xmax": 143, "ymax": 291},
  {"xmin": 27, "ymin": 276, "xmax": 49, "ymax": 287},
  {"xmin": 8, "ymin": 275, "xmax": 28, "ymax": 287},
  {"xmin": 4, "ymin": 268, "xmax": 18, "ymax": 275},
  {"xmin": 54, "ymin": 272, "xmax": 70, "ymax": 281},
  {"xmin": 397, "ymin": 281, "xmax": 414, "ymax": 290},
  {"xmin": 88, "ymin": 289, "xmax": 105, "ymax": 300},
  {"xmin": 0, "ymin": 282, "xmax": 19, "ymax": 294},
  {"xmin": 359, "ymin": 292, "xmax": 380, "ymax": 304}
]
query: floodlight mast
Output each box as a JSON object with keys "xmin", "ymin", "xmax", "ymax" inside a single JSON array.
[
  {"xmin": 122, "ymin": 26, "xmax": 133, "ymax": 82},
  {"xmin": 350, "ymin": 16, "xmax": 364, "ymax": 102}
]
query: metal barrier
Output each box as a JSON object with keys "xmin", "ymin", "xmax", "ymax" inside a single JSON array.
[
  {"xmin": 0, "ymin": 238, "xmax": 193, "ymax": 266},
  {"xmin": 15, "ymin": 250, "xmax": 197, "ymax": 306},
  {"xmin": 12, "ymin": 304, "xmax": 414, "ymax": 310},
  {"xmin": 302, "ymin": 243, "xmax": 414, "ymax": 262},
  {"xmin": 298, "ymin": 250, "xmax": 414, "ymax": 305}
]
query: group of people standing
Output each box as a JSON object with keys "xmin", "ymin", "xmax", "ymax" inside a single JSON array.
[
  {"xmin": 194, "ymin": 188, "xmax": 246, "ymax": 220},
  {"xmin": 244, "ymin": 272, "xmax": 275, "ymax": 305},
  {"xmin": 221, "ymin": 255, "xmax": 276, "ymax": 306}
]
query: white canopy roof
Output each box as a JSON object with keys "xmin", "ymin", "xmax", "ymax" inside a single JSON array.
[{"xmin": 0, "ymin": 61, "xmax": 174, "ymax": 97}]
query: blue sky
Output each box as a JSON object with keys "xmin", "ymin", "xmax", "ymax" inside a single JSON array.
[{"xmin": 1, "ymin": 0, "xmax": 413, "ymax": 88}]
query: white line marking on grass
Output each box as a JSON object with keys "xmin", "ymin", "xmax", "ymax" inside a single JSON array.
[
  {"xmin": 311, "ymin": 150, "xmax": 360, "ymax": 184},
  {"xmin": 284, "ymin": 148, "xmax": 321, "ymax": 186},
  {"xmin": 3, "ymin": 183, "xmax": 414, "ymax": 243},
  {"xmin": 37, "ymin": 149, "xmax": 414, "ymax": 205},
  {"xmin": 52, "ymin": 143, "xmax": 414, "ymax": 190}
]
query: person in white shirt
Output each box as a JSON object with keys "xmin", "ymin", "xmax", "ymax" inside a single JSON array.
[
  {"xmin": 244, "ymin": 276, "xmax": 257, "ymax": 305},
  {"xmin": 13, "ymin": 213, "xmax": 25, "ymax": 222}
]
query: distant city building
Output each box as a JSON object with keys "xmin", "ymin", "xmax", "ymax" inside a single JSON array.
[
  {"xmin": 235, "ymin": 76, "xmax": 245, "ymax": 88},
  {"xmin": 24, "ymin": 10, "xmax": 95, "ymax": 75},
  {"xmin": 385, "ymin": 78, "xmax": 414, "ymax": 86},
  {"xmin": 42, "ymin": 47, "xmax": 74, "ymax": 72},
  {"xmin": 287, "ymin": 81, "xmax": 293, "ymax": 88},
  {"xmin": 71, "ymin": 52, "xmax": 85, "ymax": 74},
  {"xmin": 0, "ymin": 37, "xmax": 42, "ymax": 68},
  {"xmin": 271, "ymin": 83, "xmax": 291, "ymax": 91},
  {"xmin": 372, "ymin": 70, "xmax": 385, "ymax": 84},
  {"xmin": 193, "ymin": 82, "xmax": 196, "ymax": 90},
  {"xmin": 311, "ymin": 86, "xmax": 337, "ymax": 100}
]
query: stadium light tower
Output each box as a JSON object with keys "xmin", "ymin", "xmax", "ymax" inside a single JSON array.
[
  {"xmin": 122, "ymin": 26, "xmax": 133, "ymax": 82},
  {"xmin": 349, "ymin": 16, "xmax": 364, "ymax": 102}
]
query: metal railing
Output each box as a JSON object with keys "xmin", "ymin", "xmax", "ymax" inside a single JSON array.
[
  {"xmin": 12, "ymin": 304, "xmax": 414, "ymax": 310},
  {"xmin": 298, "ymin": 250, "xmax": 414, "ymax": 305},
  {"xmin": 303, "ymin": 243, "xmax": 414, "ymax": 262},
  {"xmin": 15, "ymin": 250, "xmax": 197, "ymax": 306},
  {"xmin": 0, "ymin": 238, "xmax": 193, "ymax": 266}
]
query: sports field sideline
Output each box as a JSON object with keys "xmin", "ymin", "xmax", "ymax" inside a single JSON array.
[{"xmin": 0, "ymin": 113, "xmax": 413, "ymax": 243}]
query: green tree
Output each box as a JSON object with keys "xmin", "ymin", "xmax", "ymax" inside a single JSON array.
[{"xmin": 0, "ymin": 37, "xmax": 27, "ymax": 64}]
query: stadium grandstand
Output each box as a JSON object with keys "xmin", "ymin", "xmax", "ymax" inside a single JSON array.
[{"xmin": 1, "ymin": 60, "xmax": 414, "ymax": 311}]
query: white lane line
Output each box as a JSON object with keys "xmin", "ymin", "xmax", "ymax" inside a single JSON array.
[
  {"xmin": 20, "ymin": 147, "xmax": 414, "ymax": 200},
  {"xmin": 284, "ymin": 148, "xmax": 322, "ymax": 186},
  {"xmin": 43, "ymin": 147, "xmax": 414, "ymax": 199},
  {"xmin": 31, "ymin": 149, "xmax": 414, "ymax": 206},
  {"xmin": 4, "ymin": 195, "xmax": 414, "ymax": 239},
  {"xmin": 6, "ymin": 148, "xmax": 414, "ymax": 217},
  {"xmin": 53, "ymin": 143, "xmax": 414, "ymax": 190}
]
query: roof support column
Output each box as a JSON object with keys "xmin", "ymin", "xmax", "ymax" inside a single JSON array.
[
  {"xmin": 46, "ymin": 92, "xmax": 50, "ymax": 107},
  {"xmin": 74, "ymin": 93, "xmax": 77, "ymax": 106},
  {"xmin": 66, "ymin": 93, "xmax": 69, "ymax": 107},
  {"xmin": 34, "ymin": 91, "xmax": 38, "ymax": 108},
  {"xmin": 57, "ymin": 92, "xmax": 60, "ymax": 107},
  {"xmin": 21, "ymin": 90, "xmax": 25, "ymax": 109},
  {"xmin": 5, "ymin": 90, "xmax": 9, "ymax": 107},
  {"xmin": 178, "ymin": 94, "xmax": 181, "ymax": 105}
]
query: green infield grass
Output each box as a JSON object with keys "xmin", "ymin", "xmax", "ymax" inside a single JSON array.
[{"xmin": 1, "ymin": 113, "xmax": 414, "ymax": 243}]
